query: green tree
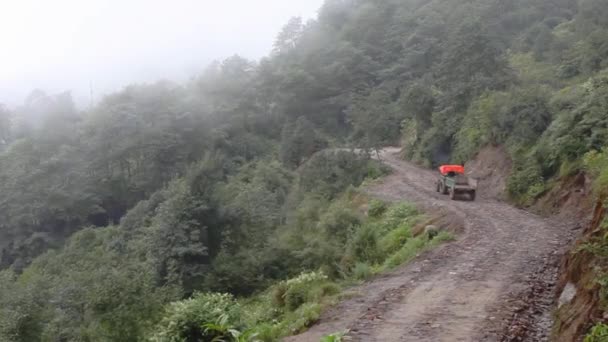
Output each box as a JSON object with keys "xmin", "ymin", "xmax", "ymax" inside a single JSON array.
[
  {"xmin": 274, "ymin": 17, "xmax": 305, "ymax": 55},
  {"xmin": 0, "ymin": 105, "xmax": 11, "ymax": 148},
  {"xmin": 280, "ymin": 117, "xmax": 328, "ymax": 168},
  {"xmin": 348, "ymin": 88, "xmax": 401, "ymax": 153}
]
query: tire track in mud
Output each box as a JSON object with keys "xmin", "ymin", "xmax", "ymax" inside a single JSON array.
[{"xmin": 285, "ymin": 148, "xmax": 575, "ymax": 342}]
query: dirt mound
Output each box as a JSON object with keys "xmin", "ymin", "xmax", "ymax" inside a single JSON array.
[
  {"xmin": 534, "ymin": 172, "xmax": 594, "ymax": 220},
  {"xmin": 465, "ymin": 146, "xmax": 512, "ymax": 201}
]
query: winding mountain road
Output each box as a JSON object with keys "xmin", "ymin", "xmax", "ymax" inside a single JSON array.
[{"xmin": 286, "ymin": 148, "xmax": 576, "ymax": 342}]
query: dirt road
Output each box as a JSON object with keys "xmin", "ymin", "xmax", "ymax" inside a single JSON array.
[{"xmin": 286, "ymin": 148, "xmax": 576, "ymax": 342}]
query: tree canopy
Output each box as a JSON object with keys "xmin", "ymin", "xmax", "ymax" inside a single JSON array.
[{"xmin": 2, "ymin": 0, "xmax": 608, "ymax": 340}]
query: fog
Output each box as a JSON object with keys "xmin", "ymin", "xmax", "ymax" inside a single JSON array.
[{"xmin": 0, "ymin": 0, "xmax": 323, "ymax": 107}]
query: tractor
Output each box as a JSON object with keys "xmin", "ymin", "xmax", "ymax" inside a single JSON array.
[{"xmin": 436, "ymin": 165, "xmax": 477, "ymax": 201}]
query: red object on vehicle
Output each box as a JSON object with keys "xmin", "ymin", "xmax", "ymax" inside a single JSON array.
[{"xmin": 439, "ymin": 165, "xmax": 465, "ymax": 175}]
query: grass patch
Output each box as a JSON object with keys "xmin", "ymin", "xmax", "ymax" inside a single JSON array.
[
  {"xmin": 378, "ymin": 223, "xmax": 413, "ymax": 256},
  {"xmin": 238, "ymin": 271, "xmax": 343, "ymax": 341},
  {"xmin": 584, "ymin": 323, "xmax": 608, "ymax": 342},
  {"xmin": 352, "ymin": 262, "xmax": 373, "ymax": 280},
  {"xmin": 380, "ymin": 231, "xmax": 454, "ymax": 271},
  {"xmin": 368, "ymin": 199, "xmax": 388, "ymax": 217},
  {"xmin": 382, "ymin": 236, "xmax": 428, "ymax": 269},
  {"xmin": 321, "ymin": 331, "xmax": 348, "ymax": 342}
]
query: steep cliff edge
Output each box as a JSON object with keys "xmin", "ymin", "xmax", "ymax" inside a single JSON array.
[{"xmin": 553, "ymin": 199, "xmax": 607, "ymax": 341}]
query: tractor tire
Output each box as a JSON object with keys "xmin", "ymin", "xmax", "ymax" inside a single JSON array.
[
  {"xmin": 449, "ymin": 188, "xmax": 456, "ymax": 200},
  {"xmin": 442, "ymin": 184, "xmax": 449, "ymax": 195},
  {"xmin": 470, "ymin": 191, "xmax": 476, "ymax": 201},
  {"xmin": 436, "ymin": 182, "xmax": 441, "ymax": 193}
]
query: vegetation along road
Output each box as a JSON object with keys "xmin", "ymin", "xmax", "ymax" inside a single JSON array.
[{"xmin": 287, "ymin": 148, "xmax": 575, "ymax": 342}]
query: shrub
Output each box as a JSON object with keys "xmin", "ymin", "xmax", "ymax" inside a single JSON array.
[
  {"xmin": 150, "ymin": 293, "xmax": 241, "ymax": 342},
  {"xmin": 348, "ymin": 224, "xmax": 381, "ymax": 263},
  {"xmin": 584, "ymin": 149, "xmax": 608, "ymax": 195},
  {"xmin": 559, "ymin": 158, "xmax": 584, "ymax": 178},
  {"xmin": 366, "ymin": 162, "xmax": 390, "ymax": 180},
  {"xmin": 352, "ymin": 262, "xmax": 372, "ymax": 280},
  {"xmin": 383, "ymin": 236, "xmax": 428, "ymax": 269},
  {"xmin": 317, "ymin": 202, "xmax": 361, "ymax": 243},
  {"xmin": 249, "ymin": 275, "xmax": 339, "ymax": 341},
  {"xmin": 379, "ymin": 203, "xmax": 418, "ymax": 233},
  {"xmin": 319, "ymin": 282, "xmax": 341, "ymax": 297},
  {"xmin": 251, "ymin": 323, "xmax": 276, "ymax": 342},
  {"xmin": 526, "ymin": 182, "xmax": 547, "ymax": 200},
  {"xmin": 241, "ymin": 296, "xmax": 281, "ymax": 327},
  {"xmin": 368, "ymin": 199, "xmax": 387, "ymax": 217},
  {"xmin": 298, "ymin": 151, "xmax": 375, "ymax": 199},
  {"xmin": 321, "ymin": 331, "xmax": 347, "ymax": 342},
  {"xmin": 281, "ymin": 303, "xmax": 322, "ymax": 335},
  {"xmin": 201, "ymin": 315, "xmax": 260, "ymax": 342},
  {"xmin": 507, "ymin": 155, "xmax": 544, "ymax": 204},
  {"xmin": 255, "ymin": 304, "xmax": 323, "ymax": 340},
  {"xmin": 378, "ymin": 224, "xmax": 413, "ymax": 256},
  {"xmin": 271, "ymin": 282, "xmax": 289, "ymax": 308},
  {"xmin": 284, "ymin": 271, "xmax": 328, "ymax": 287},
  {"xmin": 306, "ymin": 282, "xmax": 341, "ymax": 306},
  {"xmin": 284, "ymin": 283, "xmax": 309, "ymax": 311},
  {"xmin": 273, "ymin": 272, "xmax": 333, "ymax": 311},
  {"xmin": 585, "ymin": 323, "xmax": 608, "ymax": 342},
  {"xmin": 429, "ymin": 231, "xmax": 456, "ymax": 246}
]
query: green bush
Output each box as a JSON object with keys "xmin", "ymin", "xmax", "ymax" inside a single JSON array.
[
  {"xmin": 321, "ymin": 331, "xmax": 347, "ymax": 342},
  {"xmin": 378, "ymin": 224, "xmax": 413, "ymax": 257},
  {"xmin": 429, "ymin": 231, "xmax": 456, "ymax": 246},
  {"xmin": 379, "ymin": 203, "xmax": 418, "ymax": 233},
  {"xmin": 383, "ymin": 236, "xmax": 428, "ymax": 270},
  {"xmin": 250, "ymin": 323, "xmax": 276, "ymax": 342},
  {"xmin": 585, "ymin": 323, "xmax": 608, "ymax": 342},
  {"xmin": 559, "ymin": 158, "xmax": 584, "ymax": 178},
  {"xmin": 281, "ymin": 303, "xmax": 322, "ymax": 335},
  {"xmin": 317, "ymin": 202, "xmax": 361, "ymax": 243},
  {"xmin": 150, "ymin": 293, "xmax": 242, "ymax": 342},
  {"xmin": 201, "ymin": 315, "xmax": 260, "ymax": 342},
  {"xmin": 284, "ymin": 283, "xmax": 309, "ymax": 311},
  {"xmin": 343, "ymin": 202, "xmax": 424, "ymax": 270},
  {"xmin": 298, "ymin": 151, "xmax": 377, "ymax": 199},
  {"xmin": 271, "ymin": 282, "xmax": 289, "ymax": 308},
  {"xmin": 348, "ymin": 224, "xmax": 381, "ymax": 264},
  {"xmin": 305, "ymin": 281, "xmax": 341, "ymax": 307},
  {"xmin": 253, "ymin": 303, "xmax": 323, "ymax": 341},
  {"xmin": 584, "ymin": 149, "xmax": 608, "ymax": 195},
  {"xmin": 241, "ymin": 296, "xmax": 281, "ymax": 328},
  {"xmin": 368, "ymin": 199, "xmax": 387, "ymax": 218},
  {"xmin": 318, "ymin": 282, "xmax": 341, "ymax": 297},
  {"xmin": 366, "ymin": 162, "xmax": 390, "ymax": 180},
  {"xmin": 246, "ymin": 273, "xmax": 340, "ymax": 341},
  {"xmin": 272, "ymin": 272, "xmax": 335, "ymax": 312},
  {"xmin": 352, "ymin": 262, "xmax": 372, "ymax": 280},
  {"xmin": 507, "ymin": 155, "xmax": 545, "ymax": 204}
]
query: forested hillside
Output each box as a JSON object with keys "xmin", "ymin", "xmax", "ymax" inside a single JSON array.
[{"xmin": 2, "ymin": 0, "xmax": 608, "ymax": 340}]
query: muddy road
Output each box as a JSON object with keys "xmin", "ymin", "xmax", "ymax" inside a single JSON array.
[{"xmin": 286, "ymin": 148, "xmax": 576, "ymax": 342}]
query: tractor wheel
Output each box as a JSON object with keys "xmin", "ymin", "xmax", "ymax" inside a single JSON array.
[
  {"xmin": 442, "ymin": 184, "xmax": 449, "ymax": 195},
  {"xmin": 449, "ymin": 188, "xmax": 456, "ymax": 200},
  {"xmin": 470, "ymin": 191, "xmax": 476, "ymax": 201},
  {"xmin": 436, "ymin": 182, "xmax": 441, "ymax": 193}
]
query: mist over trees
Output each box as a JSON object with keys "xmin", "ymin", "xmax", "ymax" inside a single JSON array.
[{"xmin": 2, "ymin": 0, "xmax": 608, "ymax": 340}]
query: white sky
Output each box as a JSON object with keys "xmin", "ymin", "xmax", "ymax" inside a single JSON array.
[{"xmin": 0, "ymin": 0, "xmax": 323, "ymax": 106}]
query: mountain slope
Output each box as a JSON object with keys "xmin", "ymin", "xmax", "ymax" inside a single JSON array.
[
  {"xmin": 2, "ymin": 0, "xmax": 608, "ymax": 340},
  {"xmin": 287, "ymin": 149, "xmax": 576, "ymax": 341}
]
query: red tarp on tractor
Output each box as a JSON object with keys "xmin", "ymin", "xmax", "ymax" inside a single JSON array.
[{"xmin": 439, "ymin": 165, "xmax": 465, "ymax": 175}]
